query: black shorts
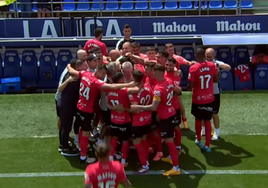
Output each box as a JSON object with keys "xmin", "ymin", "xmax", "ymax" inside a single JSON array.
[
  {"xmin": 76, "ymin": 110, "xmax": 94, "ymax": 132},
  {"xmin": 211, "ymin": 94, "xmax": 220, "ymax": 114},
  {"xmin": 159, "ymin": 115, "xmax": 177, "ymax": 138},
  {"xmin": 101, "ymin": 109, "xmax": 111, "ymax": 126},
  {"xmin": 175, "ymin": 109, "xmax": 182, "ymax": 126},
  {"xmin": 132, "ymin": 124, "xmax": 151, "ymax": 139},
  {"xmin": 191, "ymin": 102, "xmax": 214, "ymax": 121},
  {"xmin": 150, "ymin": 112, "xmax": 159, "ymax": 130},
  {"xmin": 110, "ymin": 122, "xmax": 131, "ymax": 141},
  {"xmin": 55, "ymin": 99, "xmax": 60, "ymax": 117}
]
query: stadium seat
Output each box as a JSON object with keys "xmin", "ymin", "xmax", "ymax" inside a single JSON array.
[
  {"xmin": 241, "ymin": 0, "xmax": 253, "ymax": 8},
  {"xmin": 216, "ymin": 47, "xmax": 234, "ymax": 68},
  {"xmin": 209, "ymin": 0, "xmax": 222, "ymax": 9},
  {"xmin": 32, "ymin": 0, "xmax": 37, "ymax": 11},
  {"xmin": 179, "ymin": 0, "xmax": 193, "ymax": 9},
  {"xmin": 0, "ymin": 54, "xmax": 2, "ymax": 79},
  {"xmin": 165, "ymin": 0, "xmax": 178, "ymax": 10},
  {"xmin": 38, "ymin": 50, "xmax": 57, "ymax": 89},
  {"xmin": 3, "ymin": 50, "xmax": 20, "ymax": 78},
  {"xmin": 220, "ymin": 70, "xmax": 234, "ymax": 91},
  {"xmin": 106, "ymin": 0, "xmax": 119, "ymax": 10},
  {"xmin": 92, "ymin": 0, "xmax": 104, "ymax": 10},
  {"xmin": 224, "ymin": 0, "xmax": 237, "ymax": 9},
  {"xmin": 57, "ymin": 50, "xmax": 73, "ymax": 79},
  {"xmin": 150, "ymin": 0, "xmax": 163, "ymax": 10},
  {"xmin": 121, "ymin": 0, "xmax": 134, "ymax": 10},
  {"xmin": 254, "ymin": 64, "xmax": 268, "ymax": 90},
  {"xmin": 76, "ymin": 0, "xmax": 90, "ymax": 11},
  {"xmin": 21, "ymin": 50, "xmax": 38, "ymax": 87},
  {"xmin": 135, "ymin": 0, "xmax": 148, "ymax": 10},
  {"xmin": 233, "ymin": 46, "xmax": 250, "ymax": 67},
  {"xmin": 194, "ymin": 0, "xmax": 207, "ymax": 9},
  {"xmin": 234, "ymin": 65, "xmax": 253, "ymax": 90},
  {"xmin": 180, "ymin": 47, "xmax": 194, "ymax": 87},
  {"xmin": 63, "ymin": 0, "xmax": 76, "ymax": 11},
  {"xmin": 181, "ymin": 47, "xmax": 195, "ymax": 61}
]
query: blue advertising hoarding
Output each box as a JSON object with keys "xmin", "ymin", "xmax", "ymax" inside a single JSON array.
[{"xmin": 0, "ymin": 15, "xmax": 266, "ymax": 39}]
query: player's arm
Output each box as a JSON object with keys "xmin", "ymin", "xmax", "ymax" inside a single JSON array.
[
  {"xmin": 127, "ymin": 86, "xmax": 140, "ymax": 94},
  {"xmin": 174, "ymin": 86, "xmax": 182, "ymax": 94},
  {"xmin": 188, "ymin": 66, "xmax": 195, "ymax": 91},
  {"xmin": 67, "ymin": 64, "xmax": 80, "ymax": 77},
  {"xmin": 213, "ymin": 66, "xmax": 219, "ymax": 83},
  {"xmin": 217, "ymin": 61, "xmax": 231, "ymax": 71},
  {"xmin": 101, "ymin": 81, "xmax": 138, "ymax": 90},
  {"xmin": 131, "ymin": 90, "xmax": 160, "ymax": 112},
  {"xmin": 58, "ymin": 76, "xmax": 76, "ymax": 92},
  {"xmin": 105, "ymin": 96, "xmax": 124, "ymax": 113},
  {"xmin": 120, "ymin": 179, "xmax": 132, "ymax": 188},
  {"xmin": 84, "ymin": 172, "xmax": 92, "ymax": 188}
]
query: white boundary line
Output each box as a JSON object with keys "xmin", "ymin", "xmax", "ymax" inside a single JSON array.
[{"xmin": 1, "ymin": 170, "xmax": 268, "ymax": 178}]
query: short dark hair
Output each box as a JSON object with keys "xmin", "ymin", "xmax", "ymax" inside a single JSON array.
[
  {"xmin": 196, "ymin": 48, "xmax": 205, "ymax": 59},
  {"xmin": 124, "ymin": 24, "xmax": 131, "ymax": 29},
  {"xmin": 95, "ymin": 143, "xmax": 110, "ymax": 159},
  {"xmin": 112, "ymin": 72, "xmax": 124, "ymax": 83},
  {"xmin": 146, "ymin": 47, "xmax": 155, "ymax": 52},
  {"xmin": 132, "ymin": 70, "xmax": 144, "ymax": 83},
  {"xmin": 70, "ymin": 58, "xmax": 78, "ymax": 68},
  {"xmin": 167, "ymin": 57, "xmax": 177, "ymax": 64},
  {"xmin": 132, "ymin": 42, "xmax": 140, "ymax": 48},
  {"xmin": 96, "ymin": 64, "xmax": 107, "ymax": 72},
  {"xmin": 153, "ymin": 64, "xmax": 165, "ymax": 72},
  {"xmin": 95, "ymin": 28, "xmax": 103, "ymax": 38},
  {"xmin": 145, "ymin": 61, "xmax": 156, "ymax": 69},
  {"xmin": 157, "ymin": 51, "xmax": 169, "ymax": 59},
  {"xmin": 165, "ymin": 43, "xmax": 173, "ymax": 49}
]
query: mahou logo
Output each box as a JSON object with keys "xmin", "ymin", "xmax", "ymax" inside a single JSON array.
[{"xmin": 216, "ymin": 20, "xmax": 261, "ymax": 32}]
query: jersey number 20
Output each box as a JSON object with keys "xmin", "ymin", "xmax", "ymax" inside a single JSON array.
[
  {"xmin": 98, "ymin": 180, "xmax": 115, "ymax": 188},
  {"xmin": 199, "ymin": 75, "xmax": 211, "ymax": 89},
  {"xmin": 80, "ymin": 83, "xmax": 90, "ymax": 100}
]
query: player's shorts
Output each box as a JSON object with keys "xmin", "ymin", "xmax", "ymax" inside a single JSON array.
[
  {"xmin": 76, "ymin": 109, "xmax": 94, "ymax": 132},
  {"xmin": 191, "ymin": 102, "xmax": 214, "ymax": 121},
  {"xmin": 55, "ymin": 99, "xmax": 60, "ymax": 117},
  {"xmin": 101, "ymin": 109, "xmax": 111, "ymax": 126},
  {"xmin": 150, "ymin": 112, "xmax": 159, "ymax": 130},
  {"xmin": 110, "ymin": 122, "xmax": 131, "ymax": 141},
  {"xmin": 175, "ymin": 109, "xmax": 182, "ymax": 126},
  {"xmin": 211, "ymin": 94, "xmax": 220, "ymax": 114},
  {"xmin": 132, "ymin": 124, "xmax": 151, "ymax": 139},
  {"xmin": 159, "ymin": 115, "xmax": 177, "ymax": 138}
]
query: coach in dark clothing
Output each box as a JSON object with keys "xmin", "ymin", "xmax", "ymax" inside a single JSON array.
[{"xmin": 59, "ymin": 60, "xmax": 88, "ymax": 156}]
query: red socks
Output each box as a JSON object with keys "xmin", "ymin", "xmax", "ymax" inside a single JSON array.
[
  {"xmin": 182, "ymin": 117, "xmax": 187, "ymax": 122},
  {"xmin": 142, "ymin": 140, "xmax": 149, "ymax": 162},
  {"xmin": 121, "ymin": 142, "xmax": 129, "ymax": 160},
  {"xmin": 78, "ymin": 129, "xmax": 83, "ymax": 144},
  {"xmin": 174, "ymin": 128, "xmax": 182, "ymax": 147},
  {"xmin": 204, "ymin": 121, "xmax": 212, "ymax": 147},
  {"xmin": 195, "ymin": 118, "xmax": 202, "ymax": 142},
  {"xmin": 80, "ymin": 135, "xmax": 89, "ymax": 157},
  {"xmin": 165, "ymin": 142, "xmax": 178, "ymax": 166},
  {"xmin": 134, "ymin": 143, "xmax": 147, "ymax": 166},
  {"xmin": 110, "ymin": 137, "xmax": 118, "ymax": 157}
]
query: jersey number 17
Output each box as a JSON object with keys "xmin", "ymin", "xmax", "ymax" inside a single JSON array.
[{"xmin": 199, "ymin": 75, "xmax": 211, "ymax": 89}]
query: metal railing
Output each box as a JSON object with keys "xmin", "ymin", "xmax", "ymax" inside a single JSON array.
[{"xmin": 0, "ymin": 0, "xmax": 260, "ymax": 18}]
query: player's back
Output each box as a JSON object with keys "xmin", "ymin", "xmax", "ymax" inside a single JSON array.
[{"xmin": 85, "ymin": 161, "xmax": 126, "ymax": 188}]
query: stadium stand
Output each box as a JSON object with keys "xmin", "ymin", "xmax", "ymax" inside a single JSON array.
[
  {"xmin": 254, "ymin": 64, "xmax": 268, "ymax": 90},
  {"xmin": 3, "ymin": 50, "xmax": 20, "ymax": 78},
  {"xmin": 21, "ymin": 50, "xmax": 38, "ymax": 88}
]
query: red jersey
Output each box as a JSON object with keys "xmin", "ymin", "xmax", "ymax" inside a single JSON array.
[
  {"xmin": 77, "ymin": 71, "xmax": 105, "ymax": 113},
  {"xmin": 234, "ymin": 64, "xmax": 251, "ymax": 82},
  {"xmin": 145, "ymin": 76, "xmax": 158, "ymax": 90},
  {"xmin": 188, "ymin": 61, "xmax": 218, "ymax": 105},
  {"xmin": 85, "ymin": 161, "xmax": 127, "ymax": 188},
  {"xmin": 128, "ymin": 85, "xmax": 153, "ymax": 126},
  {"xmin": 153, "ymin": 79, "xmax": 176, "ymax": 120},
  {"xmin": 164, "ymin": 71, "xmax": 180, "ymax": 110},
  {"xmin": 136, "ymin": 64, "xmax": 147, "ymax": 82},
  {"xmin": 106, "ymin": 88, "xmax": 131, "ymax": 124},
  {"xmin": 139, "ymin": 53, "xmax": 148, "ymax": 59},
  {"xmin": 172, "ymin": 54, "xmax": 189, "ymax": 69},
  {"xmin": 83, "ymin": 38, "xmax": 108, "ymax": 56}
]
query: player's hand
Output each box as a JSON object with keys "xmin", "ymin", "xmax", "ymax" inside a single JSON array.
[
  {"xmin": 131, "ymin": 105, "xmax": 141, "ymax": 112},
  {"xmin": 68, "ymin": 76, "xmax": 77, "ymax": 82},
  {"xmin": 114, "ymin": 104, "xmax": 124, "ymax": 113},
  {"xmin": 190, "ymin": 61, "xmax": 196, "ymax": 65},
  {"xmin": 174, "ymin": 69, "xmax": 181, "ymax": 76}
]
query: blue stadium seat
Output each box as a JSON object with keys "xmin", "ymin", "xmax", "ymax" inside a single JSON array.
[
  {"xmin": 209, "ymin": 0, "xmax": 222, "ymax": 9},
  {"xmin": 224, "ymin": 0, "xmax": 237, "ymax": 9},
  {"xmin": 38, "ymin": 50, "xmax": 57, "ymax": 89},
  {"xmin": 179, "ymin": 0, "xmax": 193, "ymax": 9},
  {"xmin": 135, "ymin": 0, "xmax": 148, "ymax": 10},
  {"xmin": 180, "ymin": 47, "xmax": 194, "ymax": 87},
  {"xmin": 57, "ymin": 50, "xmax": 73, "ymax": 79},
  {"xmin": 241, "ymin": 0, "xmax": 253, "ymax": 8},
  {"xmin": 220, "ymin": 70, "xmax": 234, "ymax": 91},
  {"xmin": 233, "ymin": 46, "xmax": 250, "ymax": 67},
  {"xmin": 3, "ymin": 50, "xmax": 20, "ymax": 78},
  {"xmin": 234, "ymin": 65, "xmax": 253, "ymax": 90},
  {"xmin": 92, "ymin": 0, "xmax": 104, "ymax": 10},
  {"xmin": 32, "ymin": 0, "xmax": 37, "ymax": 11},
  {"xmin": 76, "ymin": 0, "xmax": 90, "ymax": 11},
  {"xmin": 181, "ymin": 47, "xmax": 195, "ymax": 61},
  {"xmin": 180, "ymin": 65, "xmax": 189, "ymax": 88},
  {"xmin": 21, "ymin": 50, "xmax": 38, "ymax": 87},
  {"xmin": 194, "ymin": 0, "xmax": 207, "ymax": 9},
  {"xmin": 165, "ymin": 0, "xmax": 178, "ymax": 10},
  {"xmin": 254, "ymin": 64, "xmax": 268, "ymax": 90},
  {"xmin": 9, "ymin": 3, "xmax": 21, "ymax": 11},
  {"xmin": 0, "ymin": 54, "xmax": 2, "ymax": 79},
  {"xmin": 121, "ymin": 0, "xmax": 134, "ymax": 10},
  {"xmin": 150, "ymin": 0, "xmax": 163, "ymax": 10},
  {"xmin": 63, "ymin": 0, "xmax": 76, "ymax": 11},
  {"xmin": 216, "ymin": 47, "xmax": 234, "ymax": 68},
  {"xmin": 106, "ymin": 0, "xmax": 119, "ymax": 10}
]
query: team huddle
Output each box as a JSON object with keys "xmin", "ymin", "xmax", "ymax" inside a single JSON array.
[{"xmin": 55, "ymin": 27, "xmax": 231, "ymax": 188}]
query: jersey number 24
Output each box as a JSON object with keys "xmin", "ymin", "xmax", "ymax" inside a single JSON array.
[{"xmin": 80, "ymin": 83, "xmax": 90, "ymax": 100}]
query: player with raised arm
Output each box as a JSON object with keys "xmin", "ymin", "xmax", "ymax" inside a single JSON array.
[
  {"xmin": 67, "ymin": 64, "xmax": 138, "ymax": 163},
  {"xmin": 84, "ymin": 143, "xmax": 131, "ymax": 188},
  {"xmin": 131, "ymin": 64, "xmax": 181, "ymax": 176},
  {"xmin": 188, "ymin": 48, "xmax": 218, "ymax": 153}
]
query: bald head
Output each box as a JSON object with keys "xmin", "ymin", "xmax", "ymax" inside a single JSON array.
[
  {"xmin": 109, "ymin": 50, "xmax": 120, "ymax": 61},
  {"xmin": 77, "ymin": 50, "xmax": 87, "ymax": 61},
  {"xmin": 122, "ymin": 42, "xmax": 133, "ymax": 55},
  {"xmin": 205, "ymin": 48, "xmax": 215, "ymax": 61}
]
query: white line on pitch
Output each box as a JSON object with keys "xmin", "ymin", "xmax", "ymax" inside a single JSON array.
[{"xmin": 1, "ymin": 170, "xmax": 268, "ymax": 178}]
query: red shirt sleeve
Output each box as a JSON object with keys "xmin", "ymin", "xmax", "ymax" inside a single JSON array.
[
  {"xmin": 117, "ymin": 163, "xmax": 127, "ymax": 183},
  {"xmin": 174, "ymin": 55, "xmax": 189, "ymax": 69},
  {"xmin": 188, "ymin": 66, "xmax": 196, "ymax": 82},
  {"xmin": 95, "ymin": 79, "xmax": 106, "ymax": 90},
  {"xmin": 213, "ymin": 63, "xmax": 218, "ymax": 77},
  {"xmin": 100, "ymin": 43, "xmax": 108, "ymax": 56}
]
